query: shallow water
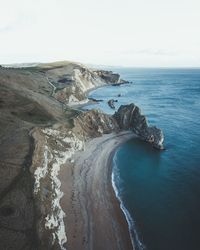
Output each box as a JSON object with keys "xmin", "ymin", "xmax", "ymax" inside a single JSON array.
[{"xmin": 85, "ymin": 68, "xmax": 200, "ymax": 250}]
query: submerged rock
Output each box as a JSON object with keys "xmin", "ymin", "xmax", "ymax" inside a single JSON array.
[
  {"xmin": 113, "ymin": 103, "xmax": 164, "ymax": 150},
  {"xmin": 88, "ymin": 97, "xmax": 104, "ymax": 103}
]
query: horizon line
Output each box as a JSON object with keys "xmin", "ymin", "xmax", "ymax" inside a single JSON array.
[{"xmin": 1, "ymin": 60, "xmax": 200, "ymax": 69}]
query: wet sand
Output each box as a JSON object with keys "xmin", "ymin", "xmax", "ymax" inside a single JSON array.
[{"xmin": 60, "ymin": 131, "xmax": 136, "ymax": 250}]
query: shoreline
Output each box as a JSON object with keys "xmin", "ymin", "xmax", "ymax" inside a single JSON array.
[
  {"xmin": 66, "ymin": 83, "xmax": 137, "ymax": 249},
  {"xmin": 112, "ymin": 155, "xmax": 146, "ymax": 250},
  {"xmin": 59, "ymin": 132, "xmax": 136, "ymax": 249}
]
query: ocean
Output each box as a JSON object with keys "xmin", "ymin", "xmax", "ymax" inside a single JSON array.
[{"xmin": 84, "ymin": 68, "xmax": 200, "ymax": 250}]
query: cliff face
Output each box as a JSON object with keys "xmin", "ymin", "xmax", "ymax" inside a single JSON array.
[
  {"xmin": 31, "ymin": 125, "xmax": 85, "ymax": 250},
  {"xmin": 93, "ymin": 70, "xmax": 121, "ymax": 83},
  {"xmin": 113, "ymin": 104, "xmax": 164, "ymax": 149},
  {"xmin": 73, "ymin": 109, "xmax": 119, "ymax": 137}
]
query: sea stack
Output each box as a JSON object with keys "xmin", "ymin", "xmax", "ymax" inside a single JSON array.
[
  {"xmin": 113, "ymin": 103, "xmax": 164, "ymax": 150},
  {"xmin": 108, "ymin": 99, "xmax": 118, "ymax": 109}
]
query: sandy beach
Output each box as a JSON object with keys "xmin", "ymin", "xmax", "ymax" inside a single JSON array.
[{"xmin": 59, "ymin": 131, "xmax": 136, "ymax": 250}]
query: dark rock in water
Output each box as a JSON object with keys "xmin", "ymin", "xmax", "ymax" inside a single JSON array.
[
  {"xmin": 108, "ymin": 100, "xmax": 115, "ymax": 109},
  {"xmin": 118, "ymin": 79, "xmax": 129, "ymax": 84},
  {"xmin": 113, "ymin": 103, "xmax": 164, "ymax": 150},
  {"xmin": 112, "ymin": 83, "xmax": 120, "ymax": 86},
  {"xmin": 108, "ymin": 99, "xmax": 118, "ymax": 109},
  {"xmin": 145, "ymin": 126, "xmax": 164, "ymax": 150},
  {"xmin": 112, "ymin": 79, "xmax": 129, "ymax": 86},
  {"xmin": 118, "ymin": 94, "xmax": 121, "ymax": 97},
  {"xmin": 88, "ymin": 97, "xmax": 103, "ymax": 103}
]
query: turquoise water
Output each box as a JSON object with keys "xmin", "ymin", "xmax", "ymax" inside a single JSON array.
[{"xmin": 85, "ymin": 68, "xmax": 200, "ymax": 250}]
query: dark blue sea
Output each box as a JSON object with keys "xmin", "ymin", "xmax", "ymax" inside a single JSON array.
[{"xmin": 85, "ymin": 68, "xmax": 200, "ymax": 250}]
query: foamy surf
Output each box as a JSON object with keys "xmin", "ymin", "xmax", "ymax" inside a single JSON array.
[{"xmin": 112, "ymin": 154, "xmax": 146, "ymax": 250}]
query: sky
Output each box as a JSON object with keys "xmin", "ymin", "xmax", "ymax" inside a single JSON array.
[{"xmin": 0, "ymin": 0, "xmax": 200, "ymax": 67}]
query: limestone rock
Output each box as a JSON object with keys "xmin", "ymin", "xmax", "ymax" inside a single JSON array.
[
  {"xmin": 113, "ymin": 103, "xmax": 164, "ymax": 149},
  {"xmin": 93, "ymin": 70, "xmax": 120, "ymax": 83}
]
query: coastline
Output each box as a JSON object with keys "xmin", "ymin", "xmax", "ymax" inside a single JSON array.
[
  {"xmin": 31, "ymin": 69, "xmax": 164, "ymax": 249},
  {"xmin": 59, "ymin": 132, "xmax": 136, "ymax": 250},
  {"xmin": 0, "ymin": 63, "xmax": 155, "ymax": 249},
  {"xmin": 112, "ymin": 155, "xmax": 146, "ymax": 250}
]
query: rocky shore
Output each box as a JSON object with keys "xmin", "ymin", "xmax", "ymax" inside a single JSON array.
[{"xmin": 0, "ymin": 61, "xmax": 164, "ymax": 250}]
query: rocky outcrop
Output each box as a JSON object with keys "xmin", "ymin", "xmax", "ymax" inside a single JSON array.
[
  {"xmin": 94, "ymin": 70, "xmax": 128, "ymax": 85},
  {"xmin": 73, "ymin": 104, "xmax": 164, "ymax": 149},
  {"xmin": 113, "ymin": 104, "xmax": 164, "ymax": 149},
  {"xmin": 73, "ymin": 109, "xmax": 119, "ymax": 137},
  {"xmin": 93, "ymin": 70, "xmax": 120, "ymax": 83},
  {"xmin": 108, "ymin": 99, "xmax": 118, "ymax": 109},
  {"xmin": 88, "ymin": 97, "xmax": 103, "ymax": 103},
  {"xmin": 118, "ymin": 79, "xmax": 129, "ymax": 84}
]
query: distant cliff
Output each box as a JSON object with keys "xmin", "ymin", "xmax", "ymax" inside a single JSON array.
[{"xmin": 38, "ymin": 61, "xmax": 126, "ymax": 105}]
